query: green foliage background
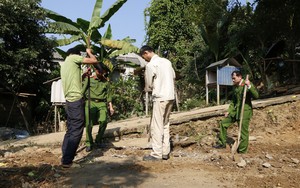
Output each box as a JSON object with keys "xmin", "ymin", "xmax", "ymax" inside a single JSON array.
[
  {"xmin": 144, "ymin": 0, "xmax": 300, "ymax": 108},
  {"xmin": 1, "ymin": 0, "xmax": 300, "ymax": 132},
  {"xmin": 110, "ymin": 76, "xmax": 145, "ymax": 120},
  {"xmin": 0, "ymin": 0, "xmax": 57, "ymax": 131}
]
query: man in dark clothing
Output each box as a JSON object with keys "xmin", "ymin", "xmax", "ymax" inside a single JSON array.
[{"xmin": 60, "ymin": 47, "xmax": 98, "ymax": 168}]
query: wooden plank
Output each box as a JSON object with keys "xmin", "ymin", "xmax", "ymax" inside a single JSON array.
[{"xmin": 169, "ymin": 94, "xmax": 300, "ymax": 125}]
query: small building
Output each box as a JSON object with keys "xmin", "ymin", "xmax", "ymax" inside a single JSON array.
[
  {"xmin": 52, "ymin": 52, "xmax": 64, "ymax": 64},
  {"xmin": 115, "ymin": 53, "xmax": 147, "ymax": 80},
  {"xmin": 206, "ymin": 58, "xmax": 242, "ymax": 105}
]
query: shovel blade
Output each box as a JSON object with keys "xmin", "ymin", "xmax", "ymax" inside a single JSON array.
[{"xmin": 231, "ymin": 140, "xmax": 239, "ymax": 157}]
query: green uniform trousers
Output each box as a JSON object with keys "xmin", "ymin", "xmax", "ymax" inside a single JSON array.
[
  {"xmin": 218, "ymin": 110, "xmax": 252, "ymax": 153},
  {"xmin": 85, "ymin": 101, "xmax": 108, "ymax": 147}
]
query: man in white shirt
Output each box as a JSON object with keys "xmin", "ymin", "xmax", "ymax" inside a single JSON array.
[{"xmin": 139, "ymin": 45, "xmax": 175, "ymax": 161}]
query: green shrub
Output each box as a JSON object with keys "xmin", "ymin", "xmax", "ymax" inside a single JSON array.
[
  {"xmin": 110, "ymin": 75, "xmax": 145, "ymax": 120},
  {"xmin": 181, "ymin": 95, "xmax": 206, "ymax": 111}
]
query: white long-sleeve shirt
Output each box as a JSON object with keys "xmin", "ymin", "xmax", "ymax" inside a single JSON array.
[{"xmin": 144, "ymin": 55, "xmax": 175, "ymax": 101}]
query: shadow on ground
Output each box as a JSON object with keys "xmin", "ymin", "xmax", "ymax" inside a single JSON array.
[{"xmin": 63, "ymin": 159, "xmax": 152, "ymax": 187}]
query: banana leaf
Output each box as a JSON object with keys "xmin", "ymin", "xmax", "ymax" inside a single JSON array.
[
  {"xmin": 47, "ymin": 22, "xmax": 82, "ymax": 35},
  {"xmin": 90, "ymin": 0, "xmax": 127, "ymax": 30},
  {"xmin": 56, "ymin": 35, "xmax": 82, "ymax": 46},
  {"xmin": 45, "ymin": 9, "xmax": 79, "ymax": 28},
  {"xmin": 103, "ymin": 24, "xmax": 112, "ymax": 39}
]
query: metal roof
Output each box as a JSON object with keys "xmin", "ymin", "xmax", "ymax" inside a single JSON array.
[
  {"xmin": 116, "ymin": 53, "xmax": 147, "ymax": 67},
  {"xmin": 53, "ymin": 52, "xmax": 63, "ymax": 60},
  {"xmin": 206, "ymin": 58, "xmax": 242, "ymax": 70}
]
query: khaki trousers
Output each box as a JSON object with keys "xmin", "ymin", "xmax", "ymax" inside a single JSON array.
[{"xmin": 150, "ymin": 100, "xmax": 174, "ymax": 158}]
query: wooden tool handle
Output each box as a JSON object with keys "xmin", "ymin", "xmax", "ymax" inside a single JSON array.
[{"xmin": 237, "ymin": 74, "xmax": 249, "ymax": 144}]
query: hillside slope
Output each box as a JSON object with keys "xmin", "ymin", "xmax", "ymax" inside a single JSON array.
[{"xmin": 0, "ymin": 96, "xmax": 299, "ymax": 187}]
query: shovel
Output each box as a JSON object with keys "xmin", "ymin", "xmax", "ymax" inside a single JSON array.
[
  {"xmin": 87, "ymin": 68, "xmax": 92, "ymax": 148},
  {"xmin": 231, "ymin": 74, "xmax": 249, "ymax": 160}
]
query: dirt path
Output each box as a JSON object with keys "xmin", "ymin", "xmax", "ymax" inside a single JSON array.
[{"xmin": 1, "ymin": 100, "xmax": 300, "ymax": 187}]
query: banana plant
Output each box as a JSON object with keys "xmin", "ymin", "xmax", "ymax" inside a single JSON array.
[
  {"xmin": 100, "ymin": 36, "xmax": 139, "ymax": 71},
  {"xmin": 199, "ymin": 22, "xmax": 221, "ymax": 62},
  {"xmin": 45, "ymin": 0, "xmax": 139, "ymax": 71},
  {"xmin": 199, "ymin": 15, "xmax": 227, "ymax": 61}
]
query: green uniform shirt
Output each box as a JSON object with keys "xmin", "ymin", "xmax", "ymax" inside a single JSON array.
[
  {"xmin": 60, "ymin": 55, "xmax": 84, "ymax": 102},
  {"xmin": 228, "ymin": 81, "xmax": 259, "ymax": 119},
  {"xmin": 82, "ymin": 77, "xmax": 112, "ymax": 103}
]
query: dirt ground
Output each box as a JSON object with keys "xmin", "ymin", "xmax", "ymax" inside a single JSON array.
[{"xmin": 0, "ymin": 100, "xmax": 300, "ymax": 188}]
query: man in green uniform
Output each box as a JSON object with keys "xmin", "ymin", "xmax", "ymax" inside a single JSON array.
[
  {"xmin": 214, "ymin": 71, "xmax": 259, "ymax": 153},
  {"xmin": 82, "ymin": 64, "xmax": 114, "ymax": 152}
]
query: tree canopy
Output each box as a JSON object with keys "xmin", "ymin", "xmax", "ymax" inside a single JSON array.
[
  {"xmin": 0, "ymin": 0, "xmax": 56, "ymax": 94},
  {"xmin": 0, "ymin": 0, "xmax": 59, "ymax": 130},
  {"xmin": 145, "ymin": 0, "xmax": 300, "ymax": 104}
]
